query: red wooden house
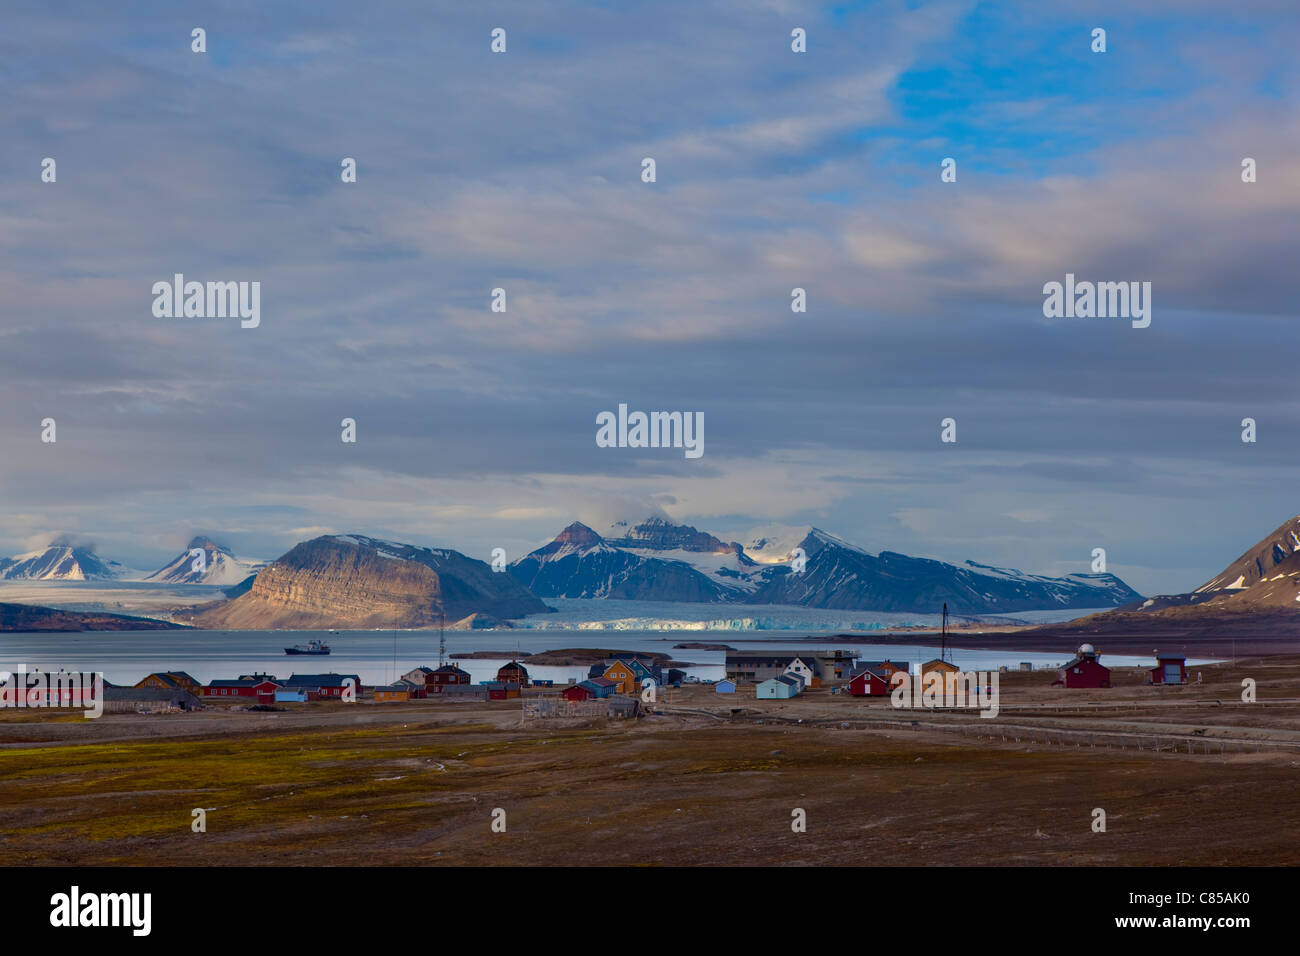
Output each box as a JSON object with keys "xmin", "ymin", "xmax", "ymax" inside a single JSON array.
[
  {"xmin": 859, "ymin": 660, "xmax": 909, "ymax": 680},
  {"xmin": 848, "ymin": 666, "xmax": 892, "ymax": 697},
  {"xmin": 426, "ymin": 664, "xmax": 472, "ymax": 694},
  {"xmin": 1053, "ymin": 645, "xmax": 1111, "ymax": 689},
  {"xmin": 562, "ymin": 682, "xmax": 595, "ymax": 701},
  {"xmin": 1148, "ymin": 655, "xmax": 1187, "ymax": 685},
  {"xmin": 496, "ymin": 661, "xmax": 530, "ymax": 687},
  {"xmin": 204, "ymin": 677, "xmax": 281, "ymax": 704}
]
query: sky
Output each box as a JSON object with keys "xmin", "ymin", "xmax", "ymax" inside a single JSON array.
[{"xmin": 1, "ymin": 0, "xmax": 1298, "ymax": 597}]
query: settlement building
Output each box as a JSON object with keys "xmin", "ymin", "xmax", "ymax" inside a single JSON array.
[
  {"xmin": 726, "ymin": 651, "xmax": 857, "ymax": 684},
  {"xmin": 279, "ymin": 673, "xmax": 359, "ymax": 700},
  {"xmin": 496, "ymin": 661, "xmax": 530, "ymax": 687},
  {"xmin": 847, "ymin": 665, "xmax": 893, "ymax": 697},
  {"xmin": 134, "ymin": 672, "xmax": 203, "ymax": 696},
  {"xmin": 920, "ymin": 659, "xmax": 960, "ymax": 680},
  {"xmin": 756, "ymin": 675, "xmax": 801, "ymax": 699},
  {"xmin": 204, "ymin": 678, "xmax": 280, "ymax": 705},
  {"xmin": 784, "ymin": 658, "xmax": 816, "ymax": 688},
  {"xmin": 427, "ymin": 664, "xmax": 472, "ymax": 694},
  {"xmin": 103, "ymin": 686, "xmax": 200, "ymax": 713},
  {"xmin": 601, "ymin": 661, "xmax": 640, "ymax": 694},
  {"xmin": 1148, "ymin": 655, "xmax": 1187, "ymax": 685},
  {"xmin": 1053, "ymin": 645, "xmax": 1112, "ymax": 689}
]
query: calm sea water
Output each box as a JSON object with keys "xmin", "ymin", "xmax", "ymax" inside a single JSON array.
[{"xmin": 0, "ymin": 629, "xmax": 1206, "ymax": 686}]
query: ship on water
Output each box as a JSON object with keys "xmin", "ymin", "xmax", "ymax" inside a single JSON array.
[{"xmin": 284, "ymin": 639, "xmax": 331, "ymax": 656}]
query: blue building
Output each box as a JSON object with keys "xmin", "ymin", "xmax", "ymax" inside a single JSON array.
[
  {"xmin": 715, "ymin": 679, "xmax": 736, "ymax": 694},
  {"xmin": 756, "ymin": 675, "xmax": 800, "ymax": 699}
]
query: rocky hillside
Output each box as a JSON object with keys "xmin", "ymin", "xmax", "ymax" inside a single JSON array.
[
  {"xmin": 1017, "ymin": 514, "xmax": 1300, "ymax": 640},
  {"xmin": 0, "ymin": 602, "xmax": 183, "ymax": 632},
  {"xmin": 182, "ymin": 534, "xmax": 549, "ymax": 629}
]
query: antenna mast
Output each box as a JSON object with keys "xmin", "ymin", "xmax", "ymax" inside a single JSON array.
[
  {"xmin": 438, "ymin": 610, "xmax": 446, "ymax": 668},
  {"xmin": 941, "ymin": 602, "xmax": 949, "ymax": 663}
]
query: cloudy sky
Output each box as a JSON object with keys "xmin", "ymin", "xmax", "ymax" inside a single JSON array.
[{"xmin": 2, "ymin": 0, "xmax": 1298, "ymax": 596}]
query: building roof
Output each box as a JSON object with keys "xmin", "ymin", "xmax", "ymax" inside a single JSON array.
[
  {"xmin": 1061, "ymin": 656, "xmax": 1110, "ymax": 671},
  {"xmin": 139, "ymin": 671, "xmax": 199, "ymax": 689},
  {"xmin": 208, "ymin": 678, "xmax": 279, "ymax": 688},
  {"xmin": 850, "ymin": 665, "xmax": 891, "ymax": 681},
  {"xmin": 434, "ymin": 664, "xmax": 470, "ymax": 675},
  {"xmin": 588, "ymin": 676, "xmax": 619, "ymax": 688},
  {"xmin": 281, "ymin": 673, "xmax": 358, "ymax": 688},
  {"xmin": 374, "ymin": 685, "xmax": 408, "ymax": 693}
]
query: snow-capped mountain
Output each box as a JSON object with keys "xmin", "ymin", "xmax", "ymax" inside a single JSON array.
[
  {"xmin": 508, "ymin": 521, "xmax": 743, "ymax": 602},
  {"xmin": 747, "ymin": 527, "xmax": 1139, "ymax": 613},
  {"xmin": 145, "ymin": 536, "xmax": 264, "ymax": 586},
  {"xmin": 0, "ymin": 542, "xmax": 136, "ymax": 581},
  {"xmin": 510, "ymin": 518, "xmax": 1141, "ymax": 614}
]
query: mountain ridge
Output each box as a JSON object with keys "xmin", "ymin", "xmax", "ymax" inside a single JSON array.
[{"xmin": 509, "ymin": 517, "xmax": 1141, "ymax": 614}]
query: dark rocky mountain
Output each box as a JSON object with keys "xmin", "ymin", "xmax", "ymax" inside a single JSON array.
[
  {"xmin": 510, "ymin": 518, "xmax": 1141, "ymax": 614},
  {"xmin": 181, "ymin": 534, "xmax": 549, "ymax": 629}
]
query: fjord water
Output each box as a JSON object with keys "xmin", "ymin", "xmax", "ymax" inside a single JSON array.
[{"xmin": 0, "ymin": 628, "xmax": 1195, "ymax": 687}]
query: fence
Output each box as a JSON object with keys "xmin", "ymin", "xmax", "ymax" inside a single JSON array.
[{"xmin": 522, "ymin": 697, "xmax": 639, "ymax": 720}]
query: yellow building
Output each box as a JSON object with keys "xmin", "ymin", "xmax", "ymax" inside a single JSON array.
[{"xmin": 920, "ymin": 658, "xmax": 960, "ymax": 679}]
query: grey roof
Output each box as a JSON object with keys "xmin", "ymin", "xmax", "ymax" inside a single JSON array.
[
  {"xmin": 851, "ymin": 664, "xmax": 891, "ymax": 680},
  {"xmin": 281, "ymin": 673, "xmax": 358, "ymax": 688}
]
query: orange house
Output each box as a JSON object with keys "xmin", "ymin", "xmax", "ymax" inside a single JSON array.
[
  {"xmin": 920, "ymin": 659, "xmax": 960, "ymax": 680},
  {"xmin": 601, "ymin": 662, "xmax": 638, "ymax": 694}
]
